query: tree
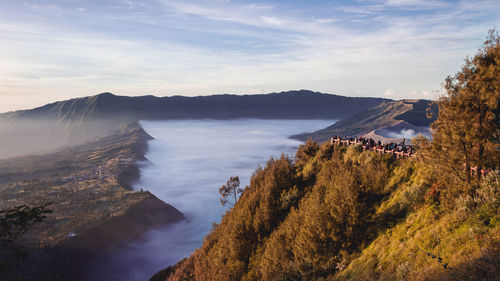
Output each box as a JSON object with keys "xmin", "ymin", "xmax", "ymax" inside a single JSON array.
[
  {"xmin": 427, "ymin": 30, "xmax": 500, "ymax": 189},
  {"xmin": 0, "ymin": 204, "xmax": 52, "ymax": 278},
  {"xmin": 492, "ymin": 99, "xmax": 500, "ymax": 149},
  {"xmin": 219, "ymin": 176, "xmax": 242, "ymax": 206}
]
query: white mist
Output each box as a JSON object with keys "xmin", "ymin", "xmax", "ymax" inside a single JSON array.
[{"xmin": 84, "ymin": 119, "xmax": 335, "ymax": 281}]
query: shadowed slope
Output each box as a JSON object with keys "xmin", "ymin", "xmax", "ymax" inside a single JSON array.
[
  {"xmin": 0, "ymin": 122, "xmax": 184, "ymax": 280},
  {"xmin": 1, "ymin": 90, "xmax": 389, "ymax": 120},
  {"xmin": 293, "ymin": 99, "xmax": 437, "ymax": 142}
]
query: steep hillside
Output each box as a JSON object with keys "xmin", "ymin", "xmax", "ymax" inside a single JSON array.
[
  {"xmin": 0, "ymin": 122, "xmax": 184, "ymax": 280},
  {"xmin": 152, "ymin": 142, "xmax": 499, "ymax": 281},
  {"xmin": 152, "ymin": 32, "xmax": 500, "ymax": 281},
  {"xmin": 0, "ymin": 90, "xmax": 389, "ymax": 159},
  {"xmin": 293, "ymin": 99, "xmax": 437, "ymax": 142}
]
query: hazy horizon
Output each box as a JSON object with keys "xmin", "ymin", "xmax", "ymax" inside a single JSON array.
[
  {"xmin": 1, "ymin": 0, "xmax": 499, "ymax": 112},
  {"xmin": 0, "ymin": 89, "xmax": 377, "ymax": 114}
]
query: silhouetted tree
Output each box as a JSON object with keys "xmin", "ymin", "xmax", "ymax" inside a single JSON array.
[
  {"xmin": 0, "ymin": 204, "xmax": 52, "ymax": 279},
  {"xmin": 219, "ymin": 176, "xmax": 242, "ymax": 206}
]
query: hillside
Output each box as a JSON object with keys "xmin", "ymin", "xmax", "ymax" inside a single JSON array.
[
  {"xmin": 152, "ymin": 34, "xmax": 500, "ymax": 281},
  {"xmin": 0, "ymin": 122, "xmax": 184, "ymax": 280},
  {"xmin": 293, "ymin": 99, "xmax": 437, "ymax": 142},
  {"xmin": 0, "ymin": 90, "xmax": 390, "ymax": 159},
  {"xmin": 152, "ymin": 142, "xmax": 499, "ymax": 281}
]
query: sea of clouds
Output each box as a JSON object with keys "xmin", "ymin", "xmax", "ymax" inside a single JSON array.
[{"xmin": 83, "ymin": 118, "xmax": 335, "ymax": 281}]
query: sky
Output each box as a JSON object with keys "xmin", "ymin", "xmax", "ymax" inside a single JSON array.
[{"xmin": 0, "ymin": 0, "xmax": 499, "ymax": 112}]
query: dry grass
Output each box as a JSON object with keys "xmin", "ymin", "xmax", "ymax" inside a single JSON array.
[{"xmin": 335, "ymin": 172, "xmax": 500, "ymax": 281}]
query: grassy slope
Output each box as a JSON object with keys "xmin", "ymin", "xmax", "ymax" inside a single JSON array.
[
  {"xmin": 335, "ymin": 161, "xmax": 499, "ymax": 281},
  {"xmin": 155, "ymin": 143, "xmax": 499, "ymax": 281}
]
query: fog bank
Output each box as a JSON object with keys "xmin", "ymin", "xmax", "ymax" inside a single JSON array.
[
  {"xmin": 83, "ymin": 119, "xmax": 335, "ymax": 281},
  {"xmin": 0, "ymin": 117, "xmax": 128, "ymax": 159}
]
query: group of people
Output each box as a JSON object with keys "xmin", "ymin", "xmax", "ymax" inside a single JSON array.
[
  {"xmin": 329, "ymin": 136, "xmax": 495, "ymax": 177},
  {"xmin": 329, "ymin": 136, "xmax": 416, "ymax": 158}
]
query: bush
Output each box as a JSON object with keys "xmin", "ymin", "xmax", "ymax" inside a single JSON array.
[{"xmin": 475, "ymin": 173, "xmax": 500, "ymax": 209}]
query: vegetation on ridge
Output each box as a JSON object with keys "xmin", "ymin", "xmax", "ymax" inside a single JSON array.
[{"xmin": 153, "ymin": 31, "xmax": 500, "ymax": 281}]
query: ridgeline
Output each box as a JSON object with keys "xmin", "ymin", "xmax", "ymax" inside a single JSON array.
[
  {"xmin": 293, "ymin": 99, "xmax": 437, "ymax": 142},
  {"xmin": 0, "ymin": 90, "xmax": 389, "ymax": 159},
  {"xmin": 151, "ymin": 32, "xmax": 500, "ymax": 281},
  {"xmin": 0, "ymin": 122, "xmax": 184, "ymax": 280}
]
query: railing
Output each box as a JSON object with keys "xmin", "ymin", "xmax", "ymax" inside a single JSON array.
[
  {"xmin": 330, "ymin": 136, "xmax": 416, "ymax": 159},
  {"xmin": 329, "ymin": 136, "xmax": 493, "ymax": 176}
]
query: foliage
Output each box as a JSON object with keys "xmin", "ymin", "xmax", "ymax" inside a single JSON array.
[
  {"xmin": 426, "ymin": 30, "xmax": 500, "ymax": 188},
  {"xmin": 159, "ymin": 31, "xmax": 500, "ymax": 281},
  {"xmin": 476, "ymin": 173, "xmax": 500, "ymax": 209},
  {"xmin": 219, "ymin": 176, "xmax": 243, "ymax": 206},
  {"xmin": 0, "ymin": 205, "xmax": 52, "ymax": 249},
  {"xmin": 0, "ymin": 204, "xmax": 52, "ymax": 279},
  {"xmin": 163, "ymin": 144, "xmax": 399, "ymax": 281},
  {"xmin": 162, "ymin": 138, "xmax": 498, "ymax": 281}
]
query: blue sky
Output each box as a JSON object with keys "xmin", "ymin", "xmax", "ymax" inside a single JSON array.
[{"xmin": 0, "ymin": 0, "xmax": 499, "ymax": 112}]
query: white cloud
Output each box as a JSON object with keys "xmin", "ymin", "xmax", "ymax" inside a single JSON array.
[
  {"xmin": 314, "ymin": 18, "xmax": 337, "ymax": 24},
  {"xmin": 157, "ymin": 0, "xmax": 341, "ymax": 35},
  {"xmin": 245, "ymin": 3, "xmax": 274, "ymax": 10},
  {"xmin": 0, "ymin": 0, "xmax": 499, "ymax": 112},
  {"xmin": 260, "ymin": 16, "xmax": 284, "ymax": 26},
  {"xmin": 384, "ymin": 88, "xmax": 396, "ymax": 96},
  {"xmin": 387, "ymin": 129, "xmax": 417, "ymax": 139},
  {"xmin": 384, "ymin": 0, "xmax": 449, "ymax": 9}
]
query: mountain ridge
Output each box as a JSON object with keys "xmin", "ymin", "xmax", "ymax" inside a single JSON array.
[
  {"xmin": 292, "ymin": 99, "xmax": 437, "ymax": 142},
  {"xmin": 0, "ymin": 90, "xmax": 390, "ymax": 119},
  {"xmin": 0, "ymin": 90, "xmax": 391, "ymax": 159},
  {"xmin": 0, "ymin": 121, "xmax": 185, "ymax": 280}
]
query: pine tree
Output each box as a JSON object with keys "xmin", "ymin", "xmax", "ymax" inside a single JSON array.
[{"xmin": 428, "ymin": 30, "xmax": 500, "ymax": 190}]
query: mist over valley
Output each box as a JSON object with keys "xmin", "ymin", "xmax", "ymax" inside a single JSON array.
[
  {"xmin": 1, "ymin": 1, "xmax": 498, "ymax": 279},
  {"xmin": 83, "ymin": 119, "xmax": 336, "ymax": 281}
]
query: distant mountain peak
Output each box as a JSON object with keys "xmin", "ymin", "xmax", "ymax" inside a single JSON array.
[
  {"xmin": 94, "ymin": 92, "xmax": 116, "ymax": 98},
  {"xmin": 91, "ymin": 92, "xmax": 119, "ymax": 102},
  {"xmin": 276, "ymin": 89, "xmax": 325, "ymax": 95},
  {"xmin": 0, "ymin": 90, "xmax": 391, "ymax": 158}
]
